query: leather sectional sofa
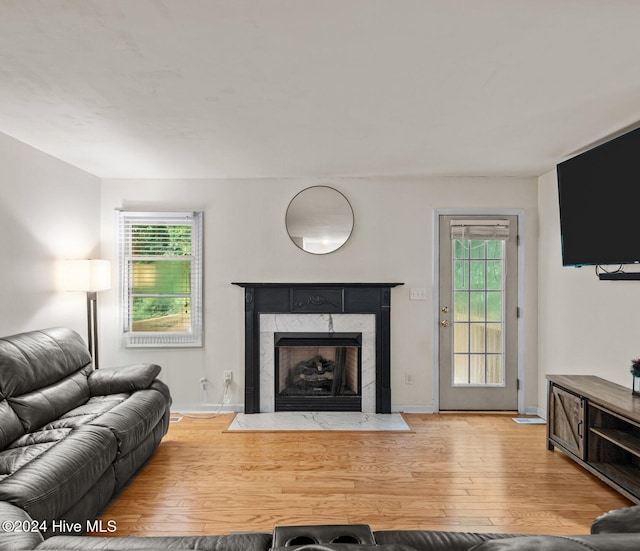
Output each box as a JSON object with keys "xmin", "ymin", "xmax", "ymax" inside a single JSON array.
[
  {"xmin": 0, "ymin": 327, "xmax": 172, "ymax": 536},
  {"xmin": 0, "ymin": 501, "xmax": 639, "ymax": 550}
]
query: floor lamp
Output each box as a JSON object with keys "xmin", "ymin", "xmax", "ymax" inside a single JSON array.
[{"xmin": 65, "ymin": 259, "xmax": 111, "ymax": 369}]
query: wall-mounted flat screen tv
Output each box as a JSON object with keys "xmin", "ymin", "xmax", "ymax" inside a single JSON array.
[{"xmin": 557, "ymin": 126, "xmax": 640, "ymax": 266}]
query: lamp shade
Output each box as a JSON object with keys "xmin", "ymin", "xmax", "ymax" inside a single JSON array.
[{"xmin": 65, "ymin": 259, "xmax": 111, "ymax": 292}]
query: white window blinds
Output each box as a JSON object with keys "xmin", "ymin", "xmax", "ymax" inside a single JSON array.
[
  {"xmin": 119, "ymin": 211, "xmax": 203, "ymax": 347},
  {"xmin": 450, "ymin": 219, "xmax": 511, "ymax": 241}
]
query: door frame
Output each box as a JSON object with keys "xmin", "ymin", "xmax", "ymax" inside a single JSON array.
[{"xmin": 432, "ymin": 209, "xmax": 526, "ymax": 414}]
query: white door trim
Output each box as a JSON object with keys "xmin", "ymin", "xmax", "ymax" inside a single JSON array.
[{"xmin": 432, "ymin": 208, "xmax": 526, "ymax": 414}]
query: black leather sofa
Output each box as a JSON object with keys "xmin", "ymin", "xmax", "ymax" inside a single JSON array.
[
  {"xmin": 0, "ymin": 501, "xmax": 639, "ymax": 550},
  {"xmin": 0, "ymin": 327, "xmax": 172, "ymax": 536}
]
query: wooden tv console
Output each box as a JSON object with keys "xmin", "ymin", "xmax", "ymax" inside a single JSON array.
[{"xmin": 547, "ymin": 374, "xmax": 640, "ymax": 503}]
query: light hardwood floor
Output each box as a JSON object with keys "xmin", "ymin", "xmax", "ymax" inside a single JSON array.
[{"xmin": 99, "ymin": 413, "xmax": 631, "ymax": 537}]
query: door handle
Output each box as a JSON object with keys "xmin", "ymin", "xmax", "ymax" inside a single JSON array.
[{"xmin": 441, "ymin": 320, "xmax": 450, "ymax": 327}]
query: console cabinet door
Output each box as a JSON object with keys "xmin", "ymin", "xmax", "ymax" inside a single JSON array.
[{"xmin": 548, "ymin": 384, "xmax": 586, "ymax": 459}]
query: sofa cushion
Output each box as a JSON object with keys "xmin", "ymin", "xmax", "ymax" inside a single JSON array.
[
  {"xmin": 0, "ymin": 328, "xmax": 91, "ymax": 399},
  {"xmin": 88, "ymin": 364, "xmax": 161, "ymax": 396},
  {"xmin": 0, "ymin": 442, "xmax": 58, "ymax": 481},
  {"xmin": 8, "ymin": 369, "xmax": 91, "ymax": 432},
  {"xmin": 0, "ymin": 399, "xmax": 24, "ymax": 449},
  {"xmin": 38, "ymin": 532, "xmax": 274, "ymax": 550},
  {"xmin": 468, "ymin": 534, "xmax": 640, "ymax": 551},
  {"xmin": 89, "ymin": 388, "xmax": 169, "ymax": 456},
  {"xmin": 374, "ymin": 530, "xmax": 522, "ymax": 551},
  {"xmin": 9, "ymin": 428, "xmax": 73, "ymax": 449},
  {"xmin": 38, "ymin": 394, "xmax": 130, "ymax": 431},
  {"xmin": 0, "ymin": 425, "xmax": 117, "ymax": 522},
  {"xmin": 0, "ymin": 501, "xmax": 45, "ymax": 549},
  {"xmin": 591, "ymin": 505, "xmax": 640, "ymax": 534}
]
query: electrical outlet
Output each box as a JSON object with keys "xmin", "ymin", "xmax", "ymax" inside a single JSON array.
[
  {"xmin": 405, "ymin": 373, "xmax": 415, "ymax": 385},
  {"xmin": 223, "ymin": 393, "xmax": 231, "ymax": 404},
  {"xmin": 199, "ymin": 377, "xmax": 209, "ymax": 390},
  {"xmin": 224, "ymin": 370, "xmax": 232, "ymax": 383}
]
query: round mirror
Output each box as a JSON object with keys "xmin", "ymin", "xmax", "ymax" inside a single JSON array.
[{"xmin": 285, "ymin": 186, "xmax": 354, "ymax": 254}]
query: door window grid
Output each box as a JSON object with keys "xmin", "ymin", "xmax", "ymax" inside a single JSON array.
[{"xmin": 452, "ymin": 239, "xmax": 505, "ymax": 386}]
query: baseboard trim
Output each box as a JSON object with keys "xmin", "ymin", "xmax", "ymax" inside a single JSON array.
[
  {"xmin": 393, "ymin": 405, "xmax": 436, "ymax": 414},
  {"xmin": 171, "ymin": 404, "xmax": 243, "ymax": 414}
]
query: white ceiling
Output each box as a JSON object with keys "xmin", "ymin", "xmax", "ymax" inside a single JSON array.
[{"xmin": 1, "ymin": 0, "xmax": 640, "ymax": 179}]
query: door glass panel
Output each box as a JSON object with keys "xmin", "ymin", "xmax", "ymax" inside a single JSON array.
[
  {"xmin": 487, "ymin": 355, "xmax": 503, "ymax": 384},
  {"xmin": 454, "ymin": 322, "xmax": 469, "ymax": 353},
  {"xmin": 470, "ymin": 292, "xmax": 485, "ymax": 319},
  {"xmin": 486, "ymin": 261, "xmax": 502, "ymax": 289},
  {"xmin": 470, "ymin": 261, "xmax": 485, "ymax": 289},
  {"xmin": 486, "ymin": 323, "xmax": 502, "ymax": 353},
  {"xmin": 452, "ymin": 239, "xmax": 506, "ymax": 387},
  {"xmin": 487, "ymin": 292, "xmax": 502, "ymax": 321},
  {"xmin": 487, "ymin": 241, "xmax": 502, "ymax": 259},
  {"xmin": 470, "ymin": 324, "xmax": 485, "ymax": 353},
  {"xmin": 454, "ymin": 292, "xmax": 469, "ymax": 321},
  {"xmin": 470, "ymin": 240, "xmax": 485, "ymax": 259},
  {"xmin": 469, "ymin": 355, "xmax": 486, "ymax": 384},
  {"xmin": 454, "ymin": 354, "xmax": 469, "ymax": 384}
]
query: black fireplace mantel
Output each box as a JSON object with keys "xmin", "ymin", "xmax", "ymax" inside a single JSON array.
[{"xmin": 232, "ymin": 282, "xmax": 403, "ymax": 414}]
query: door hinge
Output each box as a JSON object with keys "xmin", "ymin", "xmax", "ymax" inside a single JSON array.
[
  {"xmin": 516, "ymin": 306, "xmax": 521, "ymax": 318},
  {"xmin": 517, "ymin": 234, "xmax": 520, "ymax": 246},
  {"xmin": 517, "ymin": 378, "xmax": 520, "ymax": 391}
]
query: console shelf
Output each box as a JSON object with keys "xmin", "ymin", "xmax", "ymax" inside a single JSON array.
[
  {"xmin": 590, "ymin": 428, "xmax": 640, "ymax": 457},
  {"xmin": 547, "ymin": 375, "xmax": 640, "ymax": 504}
]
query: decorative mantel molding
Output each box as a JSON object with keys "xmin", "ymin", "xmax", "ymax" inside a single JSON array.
[{"xmin": 232, "ymin": 282, "xmax": 404, "ymax": 414}]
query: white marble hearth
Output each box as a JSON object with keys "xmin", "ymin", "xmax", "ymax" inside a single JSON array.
[
  {"xmin": 227, "ymin": 412, "xmax": 411, "ymax": 431},
  {"xmin": 259, "ymin": 313, "xmax": 376, "ymax": 413}
]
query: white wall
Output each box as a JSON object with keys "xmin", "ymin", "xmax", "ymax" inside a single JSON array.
[
  {"xmin": 100, "ymin": 176, "xmax": 538, "ymax": 413},
  {"xmin": 0, "ymin": 132, "xmax": 101, "ymax": 338},
  {"xmin": 538, "ymin": 169, "xmax": 640, "ymax": 413}
]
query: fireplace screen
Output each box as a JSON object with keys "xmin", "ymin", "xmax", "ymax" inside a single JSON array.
[{"xmin": 274, "ymin": 332, "xmax": 362, "ymax": 411}]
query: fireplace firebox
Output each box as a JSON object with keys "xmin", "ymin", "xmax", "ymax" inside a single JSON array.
[{"xmin": 275, "ymin": 332, "xmax": 362, "ymax": 411}]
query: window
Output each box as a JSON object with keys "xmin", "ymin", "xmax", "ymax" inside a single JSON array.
[{"xmin": 119, "ymin": 211, "xmax": 203, "ymax": 347}]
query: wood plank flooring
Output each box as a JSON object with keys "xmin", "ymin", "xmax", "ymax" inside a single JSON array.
[{"xmin": 98, "ymin": 413, "xmax": 631, "ymax": 537}]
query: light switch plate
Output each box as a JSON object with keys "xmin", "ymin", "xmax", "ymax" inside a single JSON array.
[{"xmin": 410, "ymin": 287, "xmax": 427, "ymax": 300}]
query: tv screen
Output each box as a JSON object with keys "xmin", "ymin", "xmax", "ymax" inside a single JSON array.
[{"xmin": 557, "ymin": 126, "xmax": 640, "ymax": 267}]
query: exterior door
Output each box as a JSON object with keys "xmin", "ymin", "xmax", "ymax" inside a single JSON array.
[{"xmin": 439, "ymin": 215, "xmax": 518, "ymax": 410}]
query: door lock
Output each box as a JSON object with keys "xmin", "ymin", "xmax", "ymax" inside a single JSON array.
[
  {"xmin": 441, "ymin": 306, "xmax": 449, "ymax": 313},
  {"xmin": 441, "ymin": 320, "xmax": 450, "ymax": 327}
]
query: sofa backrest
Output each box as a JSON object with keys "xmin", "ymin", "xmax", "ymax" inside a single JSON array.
[{"xmin": 0, "ymin": 328, "xmax": 93, "ymax": 438}]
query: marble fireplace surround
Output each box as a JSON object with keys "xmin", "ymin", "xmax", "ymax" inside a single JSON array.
[
  {"xmin": 232, "ymin": 282, "xmax": 403, "ymax": 414},
  {"xmin": 261, "ymin": 313, "xmax": 374, "ymax": 413}
]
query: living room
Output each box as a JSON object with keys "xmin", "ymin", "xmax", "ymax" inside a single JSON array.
[{"xmin": 2, "ymin": 2, "xmax": 640, "ymax": 550}]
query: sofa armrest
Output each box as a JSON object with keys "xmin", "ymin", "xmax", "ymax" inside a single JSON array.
[
  {"xmin": 88, "ymin": 364, "xmax": 161, "ymax": 396},
  {"xmin": 0, "ymin": 502, "xmax": 44, "ymax": 550},
  {"xmin": 591, "ymin": 505, "xmax": 640, "ymax": 534}
]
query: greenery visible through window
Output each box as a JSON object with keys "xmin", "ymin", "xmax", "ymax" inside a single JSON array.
[
  {"xmin": 119, "ymin": 211, "xmax": 203, "ymax": 347},
  {"xmin": 452, "ymin": 238, "xmax": 505, "ymax": 385}
]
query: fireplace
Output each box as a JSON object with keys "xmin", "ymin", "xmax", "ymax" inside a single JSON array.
[
  {"xmin": 275, "ymin": 332, "xmax": 362, "ymax": 411},
  {"xmin": 232, "ymin": 282, "xmax": 403, "ymax": 413}
]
